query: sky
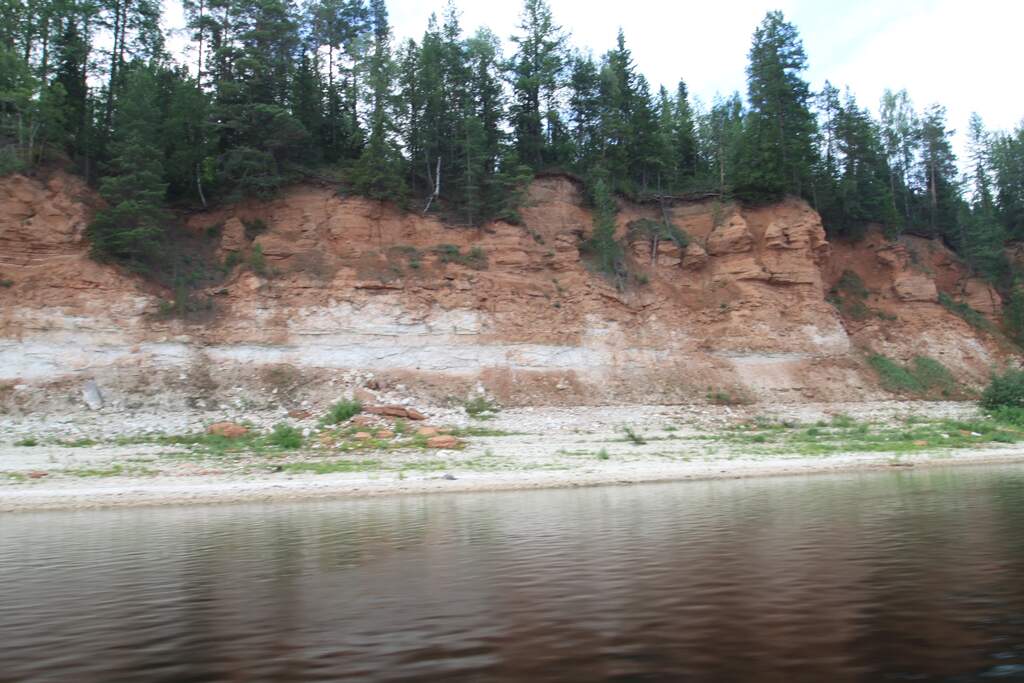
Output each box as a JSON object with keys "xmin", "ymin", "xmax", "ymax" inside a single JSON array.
[{"xmin": 166, "ymin": 0, "xmax": 1024, "ymax": 156}]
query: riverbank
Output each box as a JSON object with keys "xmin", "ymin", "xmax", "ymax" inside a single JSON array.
[{"xmin": 4, "ymin": 401, "xmax": 1024, "ymax": 512}]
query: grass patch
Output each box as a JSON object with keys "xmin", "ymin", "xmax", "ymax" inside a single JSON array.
[
  {"xmin": 14, "ymin": 437, "xmax": 38, "ymax": 447},
  {"xmin": 716, "ymin": 413, "xmax": 1022, "ymax": 457},
  {"xmin": 463, "ymin": 396, "xmax": 500, "ymax": 419},
  {"xmin": 939, "ymin": 292, "xmax": 994, "ymax": 332},
  {"xmin": 65, "ymin": 464, "xmax": 158, "ymax": 478},
  {"xmin": 434, "ymin": 244, "xmax": 488, "ymax": 270},
  {"xmin": 597, "ymin": 448, "xmax": 610, "ymax": 460},
  {"xmin": 322, "ymin": 400, "xmax": 363, "ymax": 425},
  {"xmin": 868, "ymin": 354, "xmax": 959, "ymax": 397},
  {"xmin": 282, "ymin": 459, "xmax": 382, "ymax": 474},
  {"xmin": 622, "ymin": 425, "xmax": 647, "ymax": 445},
  {"xmin": 828, "ymin": 270, "xmax": 871, "ymax": 320},
  {"xmin": 267, "ymin": 423, "xmax": 303, "ymax": 450}
]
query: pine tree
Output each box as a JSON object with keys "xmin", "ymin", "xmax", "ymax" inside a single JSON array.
[
  {"xmin": 961, "ymin": 113, "xmax": 1006, "ymax": 280},
  {"xmin": 696, "ymin": 93, "xmax": 744, "ymax": 193},
  {"xmin": 879, "ymin": 89, "xmax": 918, "ymax": 225},
  {"xmin": 992, "ymin": 123, "xmax": 1024, "ymax": 239},
  {"xmin": 671, "ymin": 80, "xmax": 697, "ymax": 185},
  {"xmin": 734, "ymin": 10, "xmax": 817, "ymax": 201},
  {"xmin": 87, "ymin": 64, "xmax": 168, "ymax": 265},
  {"xmin": 508, "ymin": 0, "xmax": 566, "ymax": 169},
  {"xmin": 917, "ymin": 104, "xmax": 960, "ymax": 237},
  {"xmin": 352, "ymin": 0, "xmax": 405, "ymax": 202}
]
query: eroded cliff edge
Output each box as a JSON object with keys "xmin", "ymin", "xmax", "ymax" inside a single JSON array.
[{"xmin": 0, "ymin": 171, "xmax": 1014, "ymax": 412}]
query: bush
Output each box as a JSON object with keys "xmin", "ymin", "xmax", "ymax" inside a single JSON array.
[
  {"xmin": 981, "ymin": 369, "xmax": 1024, "ymax": 410},
  {"xmin": 464, "ymin": 396, "xmax": 499, "ymax": 418},
  {"xmin": 322, "ymin": 400, "xmax": 363, "ymax": 425},
  {"xmin": 267, "ymin": 423, "xmax": 303, "ymax": 449},
  {"xmin": 868, "ymin": 354, "xmax": 958, "ymax": 396}
]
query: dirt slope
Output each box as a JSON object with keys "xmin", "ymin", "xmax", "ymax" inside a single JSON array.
[{"xmin": 0, "ymin": 172, "xmax": 1015, "ymax": 412}]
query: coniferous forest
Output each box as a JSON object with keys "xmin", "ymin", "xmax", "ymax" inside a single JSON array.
[{"xmin": 2, "ymin": 0, "xmax": 1023, "ymax": 292}]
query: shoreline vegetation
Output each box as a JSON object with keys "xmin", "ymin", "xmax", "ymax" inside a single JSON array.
[{"xmin": 4, "ymin": 401, "xmax": 1024, "ymax": 512}]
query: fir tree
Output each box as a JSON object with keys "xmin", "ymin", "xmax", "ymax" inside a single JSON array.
[
  {"xmin": 87, "ymin": 64, "xmax": 168, "ymax": 265},
  {"xmin": 734, "ymin": 11, "xmax": 817, "ymax": 201}
]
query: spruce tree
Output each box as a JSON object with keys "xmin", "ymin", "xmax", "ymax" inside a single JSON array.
[
  {"xmin": 508, "ymin": 0, "xmax": 566, "ymax": 169},
  {"xmin": 87, "ymin": 65, "xmax": 168, "ymax": 265},
  {"xmin": 352, "ymin": 0, "xmax": 405, "ymax": 202},
  {"xmin": 734, "ymin": 10, "xmax": 817, "ymax": 201}
]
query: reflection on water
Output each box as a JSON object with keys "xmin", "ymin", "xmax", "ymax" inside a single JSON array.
[{"xmin": 3, "ymin": 467, "xmax": 1024, "ymax": 681}]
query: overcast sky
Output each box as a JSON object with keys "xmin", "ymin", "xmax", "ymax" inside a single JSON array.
[{"xmin": 167, "ymin": 0, "xmax": 1024, "ymax": 156}]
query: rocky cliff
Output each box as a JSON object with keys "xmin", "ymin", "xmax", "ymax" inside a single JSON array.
[{"xmin": 0, "ymin": 171, "xmax": 1016, "ymax": 412}]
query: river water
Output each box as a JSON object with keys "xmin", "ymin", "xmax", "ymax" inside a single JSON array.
[{"xmin": 3, "ymin": 466, "xmax": 1024, "ymax": 682}]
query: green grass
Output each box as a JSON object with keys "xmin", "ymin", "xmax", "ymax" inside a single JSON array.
[
  {"xmin": 321, "ymin": 400, "xmax": 363, "ymax": 425},
  {"xmin": 463, "ymin": 396, "xmax": 500, "ymax": 419},
  {"xmin": 14, "ymin": 437, "xmax": 38, "ymax": 447},
  {"xmin": 267, "ymin": 423, "xmax": 303, "ymax": 449},
  {"xmin": 713, "ymin": 413, "xmax": 1022, "ymax": 457},
  {"xmin": 65, "ymin": 464, "xmax": 158, "ymax": 478},
  {"xmin": 597, "ymin": 448, "xmax": 610, "ymax": 460},
  {"xmin": 447, "ymin": 426, "xmax": 514, "ymax": 437},
  {"xmin": 868, "ymin": 353, "xmax": 959, "ymax": 397},
  {"xmin": 939, "ymin": 292, "xmax": 995, "ymax": 332},
  {"xmin": 622, "ymin": 425, "xmax": 647, "ymax": 445},
  {"xmin": 282, "ymin": 459, "xmax": 382, "ymax": 474}
]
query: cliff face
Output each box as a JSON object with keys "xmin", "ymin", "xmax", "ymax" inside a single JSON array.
[{"xmin": 0, "ymin": 172, "xmax": 1015, "ymax": 411}]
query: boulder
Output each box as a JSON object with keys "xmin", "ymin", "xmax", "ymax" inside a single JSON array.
[
  {"xmin": 207, "ymin": 422, "xmax": 249, "ymax": 438},
  {"xmin": 375, "ymin": 430, "xmax": 395, "ymax": 439},
  {"xmin": 82, "ymin": 380, "xmax": 104, "ymax": 410},
  {"xmin": 353, "ymin": 432, "xmax": 373, "ymax": 440},
  {"xmin": 417, "ymin": 427, "xmax": 439, "ymax": 437},
  {"xmin": 365, "ymin": 405, "xmax": 427, "ymax": 420},
  {"xmin": 427, "ymin": 435, "xmax": 460, "ymax": 449},
  {"xmin": 681, "ymin": 242, "xmax": 709, "ymax": 271}
]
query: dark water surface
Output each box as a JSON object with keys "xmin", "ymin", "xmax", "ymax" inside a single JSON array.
[{"xmin": 4, "ymin": 467, "xmax": 1024, "ymax": 682}]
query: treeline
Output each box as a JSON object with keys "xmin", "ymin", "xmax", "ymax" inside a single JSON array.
[{"xmin": 1, "ymin": 0, "xmax": 1023, "ymax": 283}]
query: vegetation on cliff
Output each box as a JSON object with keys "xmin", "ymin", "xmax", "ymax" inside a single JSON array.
[{"xmin": 1, "ymin": 0, "xmax": 1022, "ymax": 292}]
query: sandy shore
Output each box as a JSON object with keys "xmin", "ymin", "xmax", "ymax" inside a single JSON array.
[{"xmin": 4, "ymin": 401, "xmax": 1024, "ymax": 512}]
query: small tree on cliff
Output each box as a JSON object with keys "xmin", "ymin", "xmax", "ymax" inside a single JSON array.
[
  {"xmin": 87, "ymin": 65, "xmax": 168, "ymax": 267},
  {"xmin": 582, "ymin": 169, "xmax": 624, "ymax": 283}
]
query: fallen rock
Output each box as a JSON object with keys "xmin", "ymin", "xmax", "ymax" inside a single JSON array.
[
  {"xmin": 207, "ymin": 422, "xmax": 249, "ymax": 438},
  {"xmin": 28, "ymin": 471, "xmax": 48, "ymax": 479},
  {"xmin": 353, "ymin": 387, "xmax": 378, "ymax": 404},
  {"xmin": 366, "ymin": 405, "xmax": 427, "ymax": 420},
  {"xmin": 427, "ymin": 435, "xmax": 460, "ymax": 449},
  {"xmin": 82, "ymin": 380, "xmax": 104, "ymax": 410},
  {"xmin": 287, "ymin": 409, "xmax": 311, "ymax": 420},
  {"xmin": 375, "ymin": 430, "xmax": 395, "ymax": 439},
  {"xmin": 354, "ymin": 432, "xmax": 373, "ymax": 440},
  {"xmin": 417, "ymin": 427, "xmax": 440, "ymax": 437},
  {"xmin": 352, "ymin": 415, "xmax": 377, "ymax": 427}
]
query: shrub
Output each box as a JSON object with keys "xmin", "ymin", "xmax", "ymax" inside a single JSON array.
[
  {"xmin": 248, "ymin": 244, "xmax": 268, "ymax": 276},
  {"xmin": 622, "ymin": 425, "xmax": 646, "ymax": 445},
  {"xmin": 322, "ymin": 400, "xmax": 363, "ymax": 425},
  {"xmin": 981, "ymin": 369, "xmax": 1024, "ymax": 410},
  {"xmin": 243, "ymin": 218, "xmax": 268, "ymax": 240},
  {"xmin": 828, "ymin": 270, "xmax": 870, "ymax": 320},
  {"xmin": 433, "ymin": 244, "xmax": 488, "ymax": 270},
  {"xmin": 464, "ymin": 396, "xmax": 499, "ymax": 418},
  {"xmin": 268, "ymin": 423, "xmax": 303, "ymax": 449}
]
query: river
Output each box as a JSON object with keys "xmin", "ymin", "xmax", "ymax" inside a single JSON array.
[{"xmin": 3, "ymin": 466, "xmax": 1024, "ymax": 681}]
